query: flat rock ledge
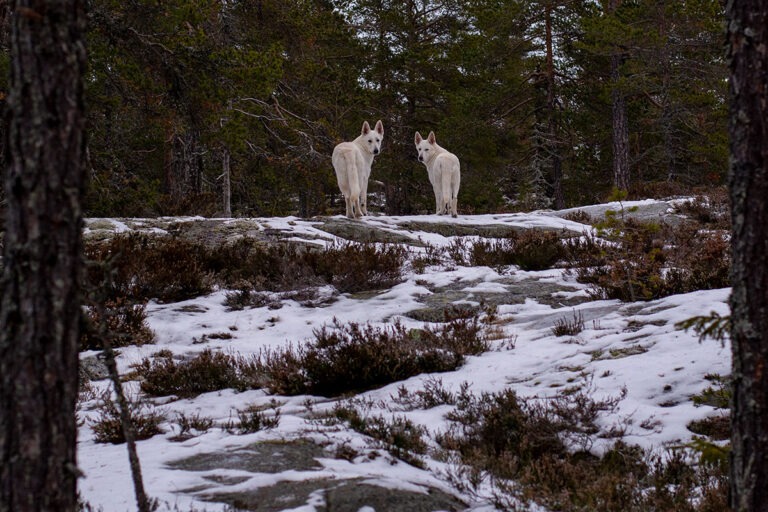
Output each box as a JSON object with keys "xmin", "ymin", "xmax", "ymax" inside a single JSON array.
[{"xmin": 169, "ymin": 440, "xmax": 465, "ymax": 512}]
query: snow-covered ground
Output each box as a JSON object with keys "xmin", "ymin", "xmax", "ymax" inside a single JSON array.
[{"xmin": 77, "ymin": 201, "xmax": 730, "ymax": 511}]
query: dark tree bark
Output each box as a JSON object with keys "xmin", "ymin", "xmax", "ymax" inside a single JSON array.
[
  {"xmin": 165, "ymin": 130, "xmax": 203, "ymax": 201},
  {"xmin": 606, "ymin": 0, "xmax": 630, "ymax": 192},
  {"xmin": 544, "ymin": 3, "xmax": 564, "ymax": 209},
  {"xmin": 610, "ymin": 53, "xmax": 629, "ymax": 192},
  {"xmin": 726, "ymin": 1, "xmax": 768, "ymax": 511},
  {"xmin": 1, "ymin": 3, "xmax": 10, "ymax": 208},
  {"xmin": 0, "ymin": 1, "xmax": 87, "ymax": 511},
  {"xmin": 222, "ymin": 146, "xmax": 232, "ymax": 217}
]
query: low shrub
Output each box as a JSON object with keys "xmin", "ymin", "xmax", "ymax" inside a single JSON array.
[
  {"xmin": 330, "ymin": 403, "xmax": 428, "ymax": 468},
  {"xmin": 224, "ymin": 285, "xmax": 338, "ymax": 311},
  {"xmin": 210, "ymin": 238, "xmax": 407, "ymax": 293},
  {"xmin": 85, "ymin": 233, "xmax": 213, "ymax": 303},
  {"xmin": 563, "ymin": 210, "xmax": 593, "ymax": 225},
  {"xmin": 440, "ymin": 384, "xmax": 727, "ymax": 511},
  {"xmin": 133, "ymin": 312, "xmax": 488, "ymax": 399},
  {"xmin": 222, "ymin": 403, "xmax": 281, "ymax": 434},
  {"xmin": 89, "ymin": 392, "xmax": 165, "ymax": 444},
  {"xmin": 565, "ymin": 220, "xmax": 730, "ymax": 301},
  {"xmin": 513, "ymin": 230, "xmax": 566, "ymax": 271},
  {"xmin": 691, "ymin": 376, "xmax": 731, "ymax": 410},
  {"xmin": 256, "ymin": 316, "xmax": 488, "ymax": 397},
  {"xmin": 207, "ymin": 239, "xmax": 322, "ymax": 291},
  {"xmin": 171, "ymin": 412, "xmax": 214, "ymax": 441},
  {"xmin": 551, "ymin": 310, "xmax": 585, "ymax": 337},
  {"xmin": 80, "ymin": 298, "xmax": 155, "ymax": 350},
  {"xmin": 258, "ymin": 321, "xmax": 459, "ymax": 397},
  {"xmin": 223, "ymin": 287, "xmax": 282, "ymax": 311},
  {"xmin": 665, "ymin": 230, "xmax": 730, "ymax": 293},
  {"xmin": 86, "ymin": 235, "xmax": 407, "ymax": 305},
  {"xmin": 673, "ymin": 189, "xmax": 730, "ymax": 230},
  {"xmin": 311, "ymin": 241, "xmax": 408, "ymax": 293},
  {"xmin": 687, "ymin": 415, "xmax": 730, "ymax": 441},
  {"xmin": 448, "ymin": 231, "xmax": 565, "ymax": 271},
  {"xmin": 135, "ymin": 349, "xmax": 255, "ymax": 398},
  {"xmin": 391, "ymin": 377, "xmax": 466, "ymax": 411},
  {"xmin": 467, "ymin": 238, "xmax": 517, "ymax": 269},
  {"xmin": 410, "ymin": 244, "xmax": 447, "ymax": 273}
]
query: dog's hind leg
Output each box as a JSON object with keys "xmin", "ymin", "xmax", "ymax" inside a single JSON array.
[
  {"xmin": 449, "ymin": 167, "xmax": 460, "ymax": 218},
  {"xmin": 441, "ymin": 168, "xmax": 456, "ymax": 218},
  {"xmin": 343, "ymin": 153, "xmax": 362, "ymax": 219}
]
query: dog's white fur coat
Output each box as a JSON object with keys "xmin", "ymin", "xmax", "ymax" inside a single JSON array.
[
  {"xmin": 415, "ymin": 131, "xmax": 460, "ymax": 217},
  {"xmin": 332, "ymin": 120, "xmax": 384, "ymax": 218}
]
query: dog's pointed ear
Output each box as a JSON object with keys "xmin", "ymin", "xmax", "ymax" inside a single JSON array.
[
  {"xmin": 428, "ymin": 131, "xmax": 436, "ymax": 144},
  {"xmin": 415, "ymin": 131, "xmax": 422, "ymax": 144},
  {"xmin": 362, "ymin": 121, "xmax": 371, "ymax": 135},
  {"xmin": 375, "ymin": 120, "xmax": 384, "ymax": 135}
]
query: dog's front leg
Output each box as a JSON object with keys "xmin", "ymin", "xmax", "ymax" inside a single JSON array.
[
  {"xmin": 359, "ymin": 192, "xmax": 367, "ymax": 216},
  {"xmin": 345, "ymin": 196, "xmax": 353, "ymax": 218}
]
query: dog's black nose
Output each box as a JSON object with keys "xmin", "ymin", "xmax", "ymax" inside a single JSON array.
[
  {"xmin": 374, "ymin": 148, "xmax": 379, "ymax": 154},
  {"xmin": 418, "ymin": 156, "xmax": 423, "ymax": 161}
]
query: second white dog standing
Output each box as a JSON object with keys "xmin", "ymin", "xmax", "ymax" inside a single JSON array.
[
  {"xmin": 415, "ymin": 131, "xmax": 460, "ymax": 217},
  {"xmin": 332, "ymin": 120, "xmax": 384, "ymax": 219}
]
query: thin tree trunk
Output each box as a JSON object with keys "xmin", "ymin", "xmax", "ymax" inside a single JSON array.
[
  {"xmin": 165, "ymin": 130, "xmax": 202, "ymax": 206},
  {"xmin": 0, "ymin": 3, "xmax": 10, "ymax": 210},
  {"xmin": 222, "ymin": 147, "xmax": 232, "ymax": 217},
  {"xmin": 545, "ymin": 3, "xmax": 564, "ymax": 209},
  {"xmin": 101, "ymin": 337, "xmax": 152, "ymax": 512},
  {"xmin": 726, "ymin": 1, "xmax": 768, "ymax": 511},
  {"xmin": 610, "ymin": 53, "xmax": 629, "ymax": 192},
  {"xmin": 0, "ymin": 1, "xmax": 87, "ymax": 511},
  {"xmin": 607, "ymin": 0, "xmax": 630, "ymax": 192}
]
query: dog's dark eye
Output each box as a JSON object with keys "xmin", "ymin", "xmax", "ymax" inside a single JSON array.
[{"xmin": 368, "ymin": 139, "xmax": 372, "ymax": 143}]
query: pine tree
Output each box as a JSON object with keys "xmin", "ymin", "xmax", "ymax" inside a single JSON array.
[
  {"xmin": 0, "ymin": 1, "xmax": 87, "ymax": 510},
  {"xmin": 726, "ymin": 0, "xmax": 768, "ymax": 510}
]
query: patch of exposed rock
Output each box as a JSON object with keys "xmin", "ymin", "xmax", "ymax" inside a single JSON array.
[
  {"xmin": 168, "ymin": 440, "xmax": 325, "ymax": 474},
  {"xmin": 396, "ymin": 220, "xmax": 572, "ymax": 238},
  {"xmin": 317, "ymin": 218, "xmax": 421, "ymax": 245},
  {"xmin": 169, "ymin": 440, "xmax": 465, "ymax": 512},
  {"xmin": 208, "ymin": 479, "xmax": 465, "ymax": 512},
  {"xmin": 79, "ymin": 354, "xmax": 109, "ymax": 381},
  {"xmin": 552, "ymin": 200, "xmax": 689, "ymax": 227},
  {"xmin": 405, "ymin": 277, "xmax": 590, "ymax": 323}
]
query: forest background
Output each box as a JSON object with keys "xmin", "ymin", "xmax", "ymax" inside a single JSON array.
[{"xmin": 0, "ymin": 0, "xmax": 727, "ymax": 218}]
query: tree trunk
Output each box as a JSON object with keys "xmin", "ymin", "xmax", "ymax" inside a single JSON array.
[
  {"xmin": 0, "ymin": 3, "xmax": 9, "ymax": 205},
  {"xmin": 545, "ymin": 3, "xmax": 564, "ymax": 209},
  {"xmin": 610, "ymin": 53, "xmax": 629, "ymax": 192},
  {"xmin": 222, "ymin": 147, "xmax": 232, "ymax": 217},
  {"xmin": 0, "ymin": 1, "xmax": 87, "ymax": 511},
  {"xmin": 607, "ymin": 0, "xmax": 630, "ymax": 192},
  {"xmin": 726, "ymin": 1, "xmax": 768, "ymax": 511},
  {"xmin": 164, "ymin": 129, "xmax": 203, "ymax": 207}
]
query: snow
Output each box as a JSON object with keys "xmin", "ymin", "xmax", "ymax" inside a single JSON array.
[{"xmin": 78, "ymin": 202, "xmax": 730, "ymax": 511}]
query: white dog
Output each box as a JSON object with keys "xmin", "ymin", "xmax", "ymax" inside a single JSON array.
[
  {"xmin": 415, "ymin": 131, "xmax": 460, "ymax": 217},
  {"xmin": 332, "ymin": 120, "xmax": 384, "ymax": 219}
]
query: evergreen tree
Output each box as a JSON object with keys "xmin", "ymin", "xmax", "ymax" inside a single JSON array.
[
  {"xmin": 573, "ymin": 0, "xmax": 726, "ymax": 196},
  {"xmin": 726, "ymin": 0, "xmax": 768, "ymax": 509},
  {"xmin": 1, "ymin": 1, "xmax": 87, "ymax": 510}
]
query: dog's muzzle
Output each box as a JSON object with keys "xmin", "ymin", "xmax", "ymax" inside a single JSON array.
[{"xmin": 374, "ymin": 148, "xmax": 379, "ymax": 154}]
